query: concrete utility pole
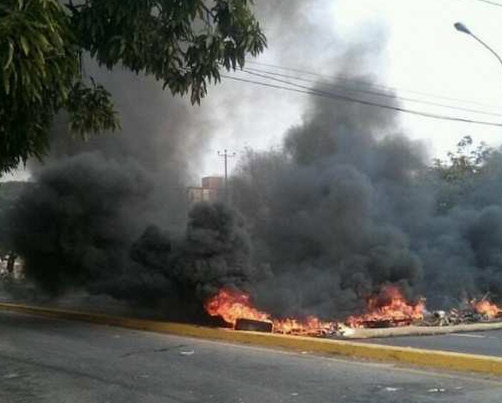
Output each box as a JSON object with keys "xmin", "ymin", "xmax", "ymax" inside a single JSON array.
[{"xmin": 218, "ymin": 149, "xmax": 236, "ymax": 202}]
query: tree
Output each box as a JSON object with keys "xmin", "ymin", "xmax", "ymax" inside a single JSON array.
[
  {"xmin": 0, "ymin": 0, "xmax": 266, "ymax": 174},
  {"xmin": 430, "ymin": 136, "xmax": 500, "ymax": 212}
]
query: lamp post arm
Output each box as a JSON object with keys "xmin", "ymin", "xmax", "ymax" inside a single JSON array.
[{"xmin": 470, "ymin": 33, "xmax": 502, "ymax": 68}]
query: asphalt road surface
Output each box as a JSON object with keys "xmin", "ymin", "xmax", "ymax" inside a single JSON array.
[
  {"xmin": 1, "ymin": 311, "xmax": 502, "ymax": 403},
  {"xmin": 363, "ymin": 330, "xmax": 502, "ymax": 357},
  {"xmin": 4, "ymin": 285, "xmax": 497, "ymax": 359}
]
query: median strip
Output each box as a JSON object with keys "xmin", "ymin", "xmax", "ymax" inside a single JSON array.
[{"xmin": 1, "ymin": 301, "xmax": 502, "ymax": 376}]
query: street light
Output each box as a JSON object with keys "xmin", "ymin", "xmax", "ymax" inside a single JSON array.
[
  {"xmin": 454, "ymin": 22, "xmax": 502, "ymax": 205},
  {"xmin": 454, "ymin": 22, "xmax": 471, "ymax": 35},
  {"xmin": 454, "ymin": 22, "xmax": 502, "ymax": 70}
]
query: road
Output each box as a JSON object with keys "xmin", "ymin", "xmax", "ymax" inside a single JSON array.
[
  {"xmin": 3, "ymin": 285, "xmax": 499, "ymax": 359},
  {"xmin": 363, "ymin": 330, "xmax": 502, "ymax": 357},
  {"xmin": 1, "ymin": 312, "xmax": 502, "ymax": 403}
]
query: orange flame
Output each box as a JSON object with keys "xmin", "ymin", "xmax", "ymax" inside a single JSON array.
[
  {"xmin": 205, "ymin": 289, "xmax": 336, "ymax": 336},
  {"xmin": 273, "ymin": 316, "xmax": 336, "ymax": 336},
  {"xmin": 204, "ymin": 289, "xmax": 270, "ymax": 326},
  {"xmin": 472, "ymin": 300, "xmax": 502, "ymax": 318},
  {"xmin": 346, "ymin": 285, "xmax": 425, "ymax": 328}
]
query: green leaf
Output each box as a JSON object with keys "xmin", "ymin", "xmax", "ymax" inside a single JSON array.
[
  {"xmin": 20, "ymin": 36, "xmax": 30, "ymax": 56},
  {"xmin": 0, "ymin": 0, "xmax": 266, "ymax": 174},
  {"xmin": 4, "ymin": 41, "xmax": 14, "ymax": 70},
  {"xmin": 3, "ymin": 70, "xmax": 10, "ymax": 95}
]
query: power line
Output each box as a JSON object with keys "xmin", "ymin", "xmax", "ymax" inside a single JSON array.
[
  {"xmin": 221, "ymin": 74, "xmax": 502, "ymax": 127},
  {"xmin": 466, "ymin": 0, "xmax": 502, "ymax": 8},
  {"xmin": 247, "ymin": 61, "xmax": 499, "ymax": 109},
  {"xmin": 243, "ymin": 67, "xmax": 500, "ymax": 117},
  {"xmin": 246, "ymin": 60, "xmax": 498, "ymax": 109},
  {"xmin": 240, "ymin": 69, "xmax": 502, "ymax": 123}
]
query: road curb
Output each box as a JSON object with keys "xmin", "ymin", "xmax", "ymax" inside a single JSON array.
[
  {"xmin": 345, "ymin": 322, "xmax": 502, "ymax": 339},
  {"xmin": 2, "ymin": 302, "xmax": 502, "ymax": 376}
]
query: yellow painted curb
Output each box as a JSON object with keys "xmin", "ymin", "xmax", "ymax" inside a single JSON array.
[{"xmin": 1, "ymin": 302, "xmax": 502, "ymax": 376}]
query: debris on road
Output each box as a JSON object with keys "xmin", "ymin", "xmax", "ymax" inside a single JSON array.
[
  {"xmin": 427, "ymin": 388, "xmax": 446, "ymax": 393},
  {"xmin": 235, "ymin": 318, "xmax": 273, "ymax": 333}
]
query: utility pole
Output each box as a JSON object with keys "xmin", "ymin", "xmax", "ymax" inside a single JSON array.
[{"xmin": 218, "ymin": 149, "xmax": 236, "ymax": 203}]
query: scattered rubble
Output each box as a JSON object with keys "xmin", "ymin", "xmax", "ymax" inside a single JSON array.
[{"xmin": 419, "ymin": 306, "xmax": 502, "ymax": 327}]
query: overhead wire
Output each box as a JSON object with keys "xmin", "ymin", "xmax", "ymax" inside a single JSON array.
[
  {"xmin": 466, "ymin": 0, "xmax": 502, "ymax": 7},
  {"xmin": 243, "ymin": 67, "xmax": 500, "ymax": 117},
  {"xmin": 220, "ymin": 73, "xmax": 502, "ymax": 127},
  {"xmin": 246, "ymin": 60, "xmax": 499, "ymax": 109}
]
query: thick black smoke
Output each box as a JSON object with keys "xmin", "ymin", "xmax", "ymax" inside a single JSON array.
[
  {"xmin": 10, "ymin": 63, "xmax": 501, "ymax": 322},
  {"xmin": 7, "ymin": 1, "xmax": 502, "ymax": 323},
  {"xmin": 8, "ymin": 56, "xmax": 265, "ymax": 320},
  {"xmin": 101, "ymin": 202, "xmax": 259, "ymax": 321},
  {"xmin": 6, "ymin": 0, "xmax": 319, "ymax": 319},
  {"xmin": 230, "ymin": 78, "xmax": 502, "ymax": 319},
  {"xmin": 12, "ymin": 153, "xmax": 152, "ymax": 295},
  {"xmin": 12, "ymin": 157, "xmax": 257, "ymax": 319}
]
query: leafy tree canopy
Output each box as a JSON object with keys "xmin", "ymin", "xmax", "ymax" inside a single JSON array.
[
  {"xmin": 430, "ymin": 136, "xmax": 501, "ymax": 212},
  {"xmin": 0, "ymin": 0, "xmax": 266, "ymax": 174}
]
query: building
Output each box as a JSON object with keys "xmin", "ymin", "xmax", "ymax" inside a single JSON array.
[{"xmin": 187, "ymin": 176, "xmax": 225, "ymax": 205}]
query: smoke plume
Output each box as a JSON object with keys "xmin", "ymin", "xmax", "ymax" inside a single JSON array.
[
  {"xmin": 6, "ymin": 1, "xmax": 502, "ymax": 324},
  {"xmin": 230, "ymin": 76, "xmax": 502, "ymax": 319}
]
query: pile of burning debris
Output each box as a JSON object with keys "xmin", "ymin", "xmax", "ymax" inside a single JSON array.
[
  {"xmin": 204, "ymin": 289, "xmax": 338, "ymax": 337},
  {"xmin": 419, "ymin": 298, "xmax": 502, "ymax": 327},
  {"xmin": 204, "ymin": 287, "xmax": 502, "ymax": 338}
]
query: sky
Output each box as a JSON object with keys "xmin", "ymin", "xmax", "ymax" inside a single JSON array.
[
  {"xmin": 199, "ymin": 0, "xmax": 502, "ymax": 178},
  {"xmin": 4, "ymin": 0, "xmax": 502, "ymax": 182}
]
